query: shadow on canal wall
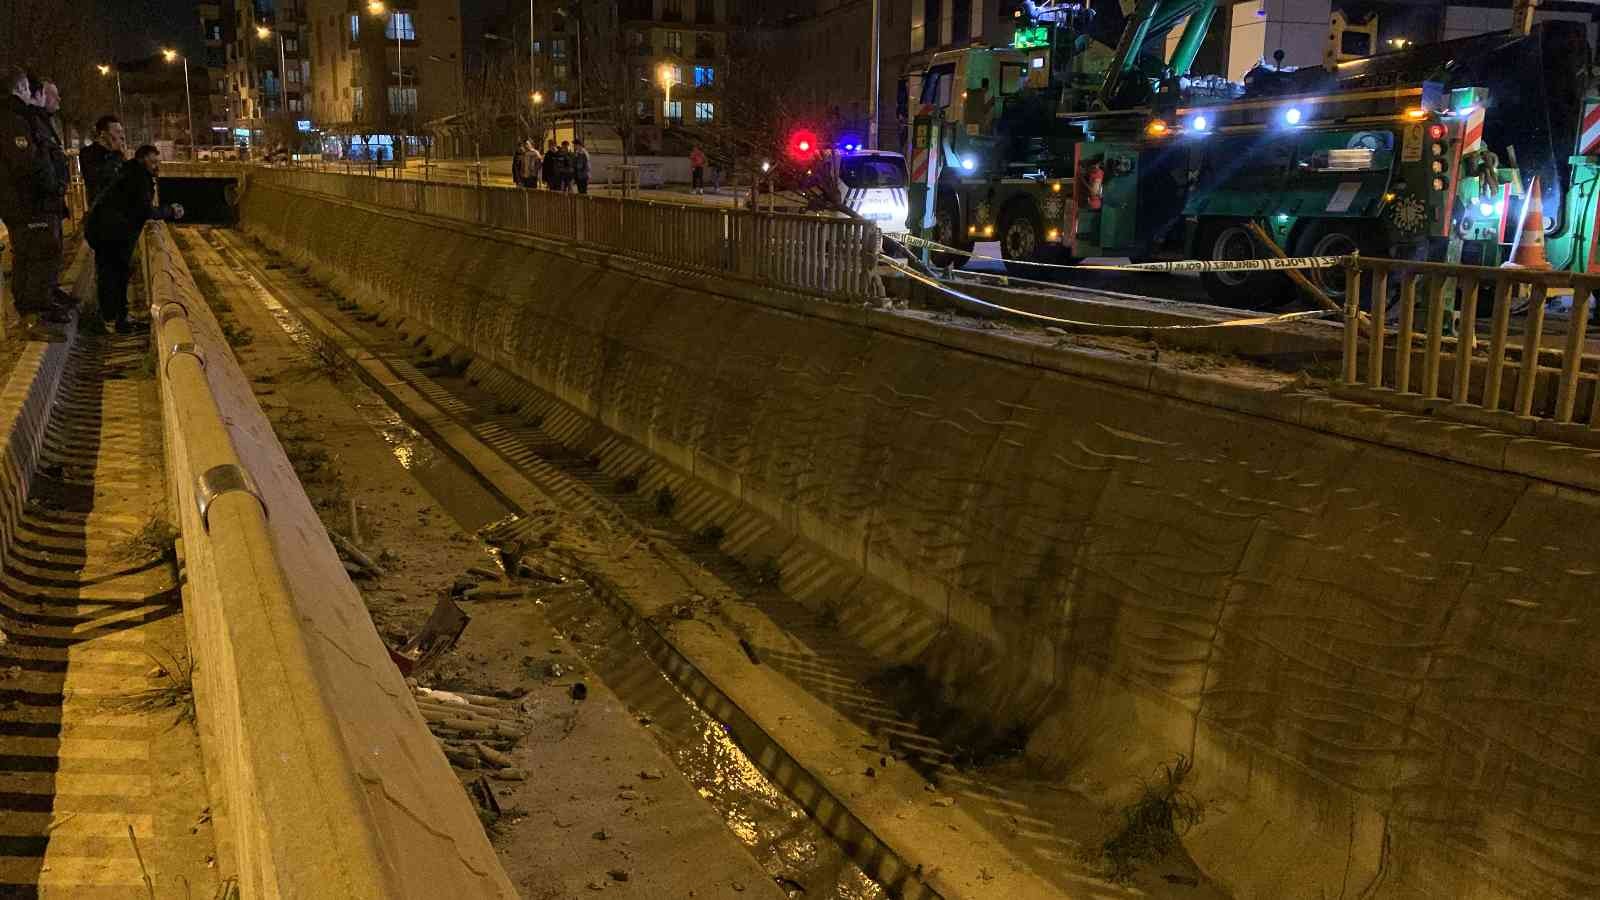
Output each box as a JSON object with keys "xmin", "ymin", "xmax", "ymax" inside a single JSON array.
[{"xmin": 241, "ymin": 183, "xmax": 1600, "ymax": 900}]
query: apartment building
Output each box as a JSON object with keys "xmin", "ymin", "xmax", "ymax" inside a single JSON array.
[
  {"xmin": 304, "ymin": 0, "xmax": 465, "ymax": 160},
  {"xmin": 617, "ymin": 0, "xmax": 733, "ymax": 152},
  {"xmin": 205, "ymin": 0, "xmax": 315, "ymax": 149}
]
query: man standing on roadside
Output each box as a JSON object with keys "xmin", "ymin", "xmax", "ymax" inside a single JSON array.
[
  {"xmin": 0, "ymin": 68, "xmax": 71, "ymax": 330},
  {"xmin": 80, "ymin": 115, "xmax": 126, "ymax": 204},
  {"xmin": 572, "ymin": 140, "xmax": 590, "ymax": 195},
  {"xmin": 86, "ymin": 145, "xmax": 184, "ymax": 334},
  {"xmin": 32, "ymin": 79, "xmax": 73, "ymax": 311}
]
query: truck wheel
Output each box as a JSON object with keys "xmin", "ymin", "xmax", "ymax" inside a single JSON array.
[
  {"xmin": 1196, "ymin": 220, "xmax": 1296, "ymax": 309},
  {"xmin": 1292, "ymin": 221, "xmax": 1382, "ymax": 309},
  {"xmin": 998, "ymin": 201, "xmax": 1043, "ymax": 277},
  {"xmin": 929, "ymin": 195, "xmax": 969, "ymax": 268}
]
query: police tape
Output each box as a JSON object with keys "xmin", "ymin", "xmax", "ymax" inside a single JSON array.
[
  {"xmin": 897, "ymin": 234, "xmax": 1350, "ymax": 273},
  {"xmin": 880, "ymin": 256, "xmax": 1339, "ymax": 331}
]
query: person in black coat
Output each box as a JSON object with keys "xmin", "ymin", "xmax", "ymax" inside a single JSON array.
[
  {"xmin": 86, "ymin": 146, "xmax": 184, "ymax": 333},
  {"xmin": 0, "ymin": 68, "xmax": 70, "ymax": 326},
  {"xmin": 79, "ymin": 115, "xmax": 126, "ymax": 204}
]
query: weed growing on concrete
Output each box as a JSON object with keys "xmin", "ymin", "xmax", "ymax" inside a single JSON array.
[
  {"xmin": 307, "ymin": 337, "xmax": 350, "ymax": 379},
  {"xmin": 753, "ymin": 557, "xmax": 782, "ymax": 587},
  {"xmin": 694, "ymin": 524, "xmax": 725, "ymax": 546},
  {"xmin": 117, "ymin": 514, "xmax": 178, "ymax": 563},
  {"xmin": 109, "ymin": 648, "xmax": 196, "ymax": 725},
  {"xmin": 1100, "ymin": 754, "xmax": 1204, "ymax": 881},
  {"xmin": 220, "ymin": 321, "xmax": 254, "ymax": 348},
  {"xmin": 653, "ymin": 486, "xmax": 677, "ymax": 517}
]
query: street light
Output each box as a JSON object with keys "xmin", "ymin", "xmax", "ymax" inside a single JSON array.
[
  {"xmin": 162, "ymin": 48, "xmax": 193, "ymax": 155},
  {"xmin": 553, "ymin": 3, "xmax": 583, "ymax": 140},
  {"xmin": 256, "ymin": 23, "xmax": 290, "ymax": 129},
  {"xmin": 97, "ymin": 64, "xmax": 123, "ymax": 119},
  {"xmin": 658, "ymin": 63, "xmax": 679, "ymax": 126},
  {"xmin": 368, "ymin": 1, "xmax": 407, "ymax": 134}
]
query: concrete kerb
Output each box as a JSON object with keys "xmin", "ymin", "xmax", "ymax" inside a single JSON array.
[{"xmin": 141, "ymin": 224, "xmax": 517, "ymax": 899}]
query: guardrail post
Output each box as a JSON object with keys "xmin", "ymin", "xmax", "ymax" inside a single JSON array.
[{"xmin": 1515, "ymin": 281, "xmax": 1549, "ymax": 418}]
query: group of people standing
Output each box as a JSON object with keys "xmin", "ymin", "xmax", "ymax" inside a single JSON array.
[
  {"xmin": 512, "ymin": 139, "xmax": 590, "ymax": 194},
  {"xmin": 1, "ymin": 66, "xmax": 182, "ymax": 338}
]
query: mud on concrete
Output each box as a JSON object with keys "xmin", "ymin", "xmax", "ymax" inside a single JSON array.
[{"xmin": 174, "ymin": 226, "xmax": 891, "ymax": 899}]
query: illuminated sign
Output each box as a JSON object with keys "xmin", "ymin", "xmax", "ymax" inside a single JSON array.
[
  {"xmin": 1012, "ymin": 25, "xmax": 1048, "ymax": 49},
  {"xmin": 296, "ymin": 119, "xmax": 313, "ymax": 132},
  {"xmin": 233, "ymin": 128, "xmax": 250, "ymax": 138}
]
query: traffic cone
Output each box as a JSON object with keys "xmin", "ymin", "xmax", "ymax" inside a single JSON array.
[{"xmin": 1503, "ymin": 176, "xmax": 1552, "ymax": 269}]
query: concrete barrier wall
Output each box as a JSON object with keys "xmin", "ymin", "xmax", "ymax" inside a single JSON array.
[
  {"xmin": 142, "ymin": 224, "xmax": 516, "ymax": 899},
  {"xmin": 243, "ymin": 185, "xmax": 1600, "ymax": 900}
]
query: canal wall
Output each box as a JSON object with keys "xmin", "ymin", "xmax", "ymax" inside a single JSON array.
[{"xmin": 242, "ymin": 183, "xmax": 1600, "ymax": 900}]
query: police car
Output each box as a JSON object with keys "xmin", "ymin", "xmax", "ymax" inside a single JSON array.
[{"xmin": 836, "ymin": 148, "xmax": 909, "ymax": 236}]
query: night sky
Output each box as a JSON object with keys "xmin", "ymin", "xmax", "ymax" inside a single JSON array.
[{"xmin": 101, "ymin": 0, "xmax": 206, "ymax": 63}]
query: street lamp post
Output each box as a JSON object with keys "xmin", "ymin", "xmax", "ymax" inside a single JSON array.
[
  {"xmin": 658, "ymin": 63, "xmax": 678, "ymax": 128},
  {"xmin": 257, "ymin": 24, "xmax": 289, "ymax": 125},
  {"xmin": 97, "ymin": 64, "xmax": 124, "ymax": 120},
  {"xmin": 555, "ymin": 3, "xmax": 584, "ymax": 141},
  {"xmin": 162, "ymin": 49, "xmax": 193, "ymax": 156}
]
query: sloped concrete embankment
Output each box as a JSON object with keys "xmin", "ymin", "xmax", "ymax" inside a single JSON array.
[{"xmin": 244, "ymin": 184, "xmax": 1600, "ymax": 900}]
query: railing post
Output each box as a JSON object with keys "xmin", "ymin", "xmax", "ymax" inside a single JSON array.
[
  {"xmin": 1394, "ymin": 274, "xmax": 1418, "ymax": 394},
  {"xmin": 1422, "ymin": 275, "xmax": 1447, "ymax": 398},
  {"xmin": 1452, "ymin": 277, "xmax": 1480, "ymax": 404},
  {"xmin": 1515, "ymin": 281, "xmax": 1549, "ymax": 417},
  {"xmin": 1342, "ymin": 258, "xmax": 1361, "ymax": 385},
  {"xmin": 1556, "ymin": 279, "xmax": 1591, "ymax": 423},
  {"xmin": 1483, "ymin": 277, "xmax": 1514, "ymax": 411},
  {"xmin": 1366, "ymin": 268, "xmax": 1389, "ymax": 387}
]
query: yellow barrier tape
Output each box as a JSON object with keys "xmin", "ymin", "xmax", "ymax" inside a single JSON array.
[
  {"xmin": 899, "ymin": 234, "xmax": 1350, "ymax": 274},
  {"xmin": 882, "ymin": 257, "xmax": 1339, "ymax": 331}
]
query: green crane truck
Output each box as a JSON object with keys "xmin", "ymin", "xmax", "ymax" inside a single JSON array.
[{"xmin": 907, "ymin": 0, "xmax": 1600, "ymax": 308}]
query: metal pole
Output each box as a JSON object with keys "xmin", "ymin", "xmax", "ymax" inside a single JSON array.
[
  {"xmin": 868, "ymin": 0, "xmax": 880, "ymax": 149},
  {"xmin": 182, "ymin": 56, "xmax": 193, "ymax": 156},
  {"xmin": 575, "ymin": 4, "xmax": 584, "ymax": 142},
  {"xmin": 115, "ymin": 72, "xmax": 124, "ymax": 120},
  {"xmin": 278, "ymin": 32, "xmax": 288, "ymax": 122},
  {"xmin": 529, "ymin": 0, "xmax": 536, "ymax": 96}
]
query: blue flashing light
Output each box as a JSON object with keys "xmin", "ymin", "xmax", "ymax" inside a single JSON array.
[
  {"xmin": 1478, "ymin": 201, "xmax": 1495, "ymax": 217},
  {"xmin": 1190, "ymin": 114, "xmax": 1209, "ymax": 133},
  {"xmin": 961, "ymin": 156, "xmax": 976, "ymax": 171},
  {"xmin": 1283, "ymin": 107, "xmax": 1303, "ymax": 126}
]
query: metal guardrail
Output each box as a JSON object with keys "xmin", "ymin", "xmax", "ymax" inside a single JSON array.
[
  {"xmin": 246, "ymin": 166, "xmax": 885, "ymax": 301},
  {"xmin": 1339, "ymin": 257, "xmax": 1600, "ymax": 434},
  {"xmin": 140, "ymin": 223, "xmax": 516, "ymax": 899}
]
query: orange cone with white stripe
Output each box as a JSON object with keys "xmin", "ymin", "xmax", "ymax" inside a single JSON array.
[{"xmin": 1503, "ymin": 176, "xmax": 1552, "ymax": 270}]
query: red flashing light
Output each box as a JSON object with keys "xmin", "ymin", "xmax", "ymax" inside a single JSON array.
[
  {"xmin": 1428, "ymin": 124, "xmax": 1446, "ymax": 141},
  {"xmin": 788, "ymin": 128, "xmax": 820, "ymax": 162}
]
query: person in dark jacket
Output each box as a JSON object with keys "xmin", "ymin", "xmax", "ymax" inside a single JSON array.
[
  {"xmin": 572, "ymin": 140, "xmax": 590, "ymax": 195},
  {"xmin": 540, "ymin": 141, "xmax": 559, "ymax": 192},
  {"xmin": 79, "ymin": 115, "xmax": 126, "ymax": 205},
  {"xmin": 554, "ymin": 141, "xmax": 575, "ymax": 192},
  {"xmin": 86, "ymin": 145, "xmax": 184, "ymax": 333},
  {"xmin": 0, "ymin": 69, "xmax": 71, "ymax": 327}
]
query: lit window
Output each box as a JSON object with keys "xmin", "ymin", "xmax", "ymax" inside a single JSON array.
[
  {"xmin": 635, "ymin": 100, "xmax": 646, "ymax": 119},
  {"xmin": 353, "ymin": 86, "xmax": 364, "ymax": 114},
  {"xmin": 694, "ymin": 101, "xmax": 713, "ymax": 122},
  {"xmin": 288, "ymin": 98, "xmax": 304, "ymax": 112},
  {"xmin": 287, "ymin": 67, "xmax": 300, "ymax": 84},
  {"xmin": 284, "ymin": 36, "xmax": 299, "ymax": 53},
  {"xmin": 552, "ymin": 38, "xmax": 566, "ymax": 59},
  {"xmin": 663, "ymin": 99, "xmax": 681, "ymax": 121},
  {"xmin": 667, "ymin": 63, "xmax": 682, "ymax": 84},
  {"xmin": 694, "ymin": 65, "xmax": 714, "ymax": 87},
  {"xmin": 532, "ymin": 40, "xmax": 542, "ymax": 54},
  {"xmin": 555, "ymin": 89, "xmax": 570, "ymax": 104},
  {"xmin": 387, "ymin": 86, "xmax": 418, "ymax": 114},
  {"xmin": 385, "ymin": 12, "xmax": 416, "ymax": 40},
  {"xmin": 665, "ymin": 32, "xmax": 683, "ymax": 55},
  {"xmin": 349, "ymin": 14, "xmax": 359, "ymax": 41},
  {"xmin": 554, "ymin": 62, "xmax": 569, "ymax": 79}
]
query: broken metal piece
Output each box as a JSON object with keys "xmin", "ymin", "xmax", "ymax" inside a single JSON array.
[{"xmin": 388, "ymin": 597, "xmax": 470, "ymax": 676}]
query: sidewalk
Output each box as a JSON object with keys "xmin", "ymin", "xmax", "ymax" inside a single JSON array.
[{"xmin": 389, "ymin": 157, "xmax": 799, "ymax": 211}]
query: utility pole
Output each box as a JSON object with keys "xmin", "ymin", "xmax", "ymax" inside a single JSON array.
[{"xmin": 868, "ymin": 0, "xmax": 880, "ymax": 149}]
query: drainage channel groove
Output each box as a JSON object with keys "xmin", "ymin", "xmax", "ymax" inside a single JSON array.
[
  {"xmin": 0, "ymin": 332, "xmax": 217, "ymax": 898},
  {"xmin": 190, "ymin": 227, "xmax": 886, "ymax": 900}
]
